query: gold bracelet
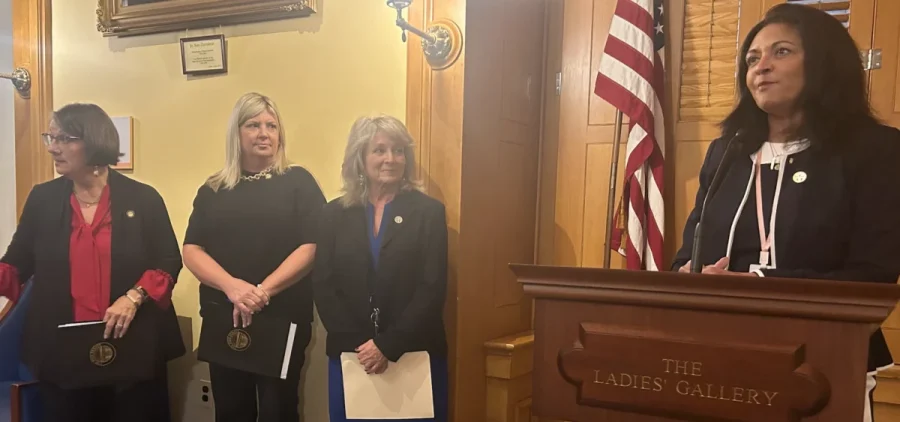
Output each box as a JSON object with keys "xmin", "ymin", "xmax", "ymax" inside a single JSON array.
[{"xmin": 257, "ymin": 284, "xmax": 271, "ymax": 304}]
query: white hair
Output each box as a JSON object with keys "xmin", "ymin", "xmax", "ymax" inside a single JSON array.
[
  {"xmin": 206, "ymin": 92, "xmax": 291, "ymax": 192},
  {"xmin": 340, "ymin": 114, "xmax": 420, "ymax": 207}
]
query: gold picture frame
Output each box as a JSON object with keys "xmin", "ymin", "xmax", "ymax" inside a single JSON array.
[{"xmin": 96, "ymin": 0, "xmax": 317, "ymax": 37}]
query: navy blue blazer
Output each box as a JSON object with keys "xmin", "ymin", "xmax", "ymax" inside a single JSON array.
[
  {"xmin": 673, "ymin": 121, "xmax": 900, "ymax": 371},
  {"xmin": 313, "ymin": 189, "xmax": 448, "ymax": 362}
]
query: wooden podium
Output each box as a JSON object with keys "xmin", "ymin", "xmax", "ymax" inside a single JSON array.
[{"xmin": 510, "ymin": 264, "xmax": 900, "ymax": 422}]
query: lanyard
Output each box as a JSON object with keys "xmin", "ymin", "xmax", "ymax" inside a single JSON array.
[{"xmin": 754, "ymin": 150, "xmax": 787, "ymax": 267}]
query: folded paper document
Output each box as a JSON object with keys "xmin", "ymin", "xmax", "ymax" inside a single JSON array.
[{"xmin": 341, "ymin": 351, "xmax": 434, "ymax": 419}]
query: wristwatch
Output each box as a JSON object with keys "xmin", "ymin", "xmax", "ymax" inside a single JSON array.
[{"xmin": 134, "ymin": 286, "xmax": 149, "ymax": 302}]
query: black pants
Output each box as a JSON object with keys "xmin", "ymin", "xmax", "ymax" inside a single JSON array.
[
  {"xmin": 39, "ymin": 372, "xmax": 170, "ymax": 422},
  {"xmin": 209, "ymin": 323, "xmax": 311, "ymax": 422}
]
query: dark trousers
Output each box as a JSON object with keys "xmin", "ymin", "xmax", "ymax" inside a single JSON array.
[
  {"xmin": 209, "ymin": 324, "xmax": 311, "ymax": 422},
  {"xmin": 39, "ymin": 372, "xmax": 170, "ymax": 422}
]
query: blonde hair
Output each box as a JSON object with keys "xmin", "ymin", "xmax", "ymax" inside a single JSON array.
[
  {"xmin": 340, "ymin": 114, "xmax": 420, "ymax": 207},
  {"xmin": 206, "ymin": 92, "xmax": 291, "ymax": 191}
]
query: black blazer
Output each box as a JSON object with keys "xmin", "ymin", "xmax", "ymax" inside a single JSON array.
[
  {"xmin": 313, "ymin": 189, "xmax": 448, "ymax": 362},
  {"xmin": 1, "ymin": 171, "xmax": 185, "ymax": 382},
  {"xmin": 673, "ymin": 122, "xmax": 900, "ymax": 370}
]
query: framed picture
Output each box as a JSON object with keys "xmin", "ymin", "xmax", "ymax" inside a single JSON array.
[
  {"xmin": 181, "ymin": 35, "xmax": 227, "ymax": 75},
  {"xmin": 111, "ymin": 116, "xmax": 134, "ymax": 170},
  {"xmin": 97, "ymin": 0, "xmax": 317, "ymax": 38}
]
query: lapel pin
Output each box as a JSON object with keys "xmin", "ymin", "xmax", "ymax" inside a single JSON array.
[
  {"xmin": 792, "ymin": 171, "xmax": 807, "ymax": 184},
  {"xmin": 394, "ymin": 216, "xmax": 403, "ymax": 224},
  {"xmin": 126, "ymin": 210, "xmax": 135, "ymax": 218}
]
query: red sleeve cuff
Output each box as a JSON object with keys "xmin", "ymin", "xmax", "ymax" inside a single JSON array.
[
  {"xmin": 135, "ymin": 269, "xmax": 174, "ymax": 309},
  {"xmin": 0, "ymin": 263, "xmax": 22, "ymax": 303}
]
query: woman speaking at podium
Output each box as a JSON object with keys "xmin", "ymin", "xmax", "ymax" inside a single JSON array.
[
  {"xmin": 672, "ymin": 4, "xmax": 900, "ymax": 421},
  {"xmin": 0, "ymin": 103, "xmax": 184, "ymax": 421}
]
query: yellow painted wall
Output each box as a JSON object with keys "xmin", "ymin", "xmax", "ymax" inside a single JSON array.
[{"xmin": 52, "ymin": 1, "xmax": 407, "ymax": 420}]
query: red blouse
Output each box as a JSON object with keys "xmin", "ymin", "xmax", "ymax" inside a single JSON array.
[{"xmin": 0, "ymin": 185, "xmax": 173, "ymax": 321}]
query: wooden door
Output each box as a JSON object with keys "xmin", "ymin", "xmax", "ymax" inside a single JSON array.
[
  {"xmin": 2, "ymin": 0, "xmax": 15, "ymax": 252},
  {"xmin": 869, "ymin": 0, "xmax": 900, "ymax": 128},
  {"xmin": 11, "ymin": 0, "xmax": 54, "ymax": 218},
  {"xmin": 539, "ymin": 0, "xmax": 629, "ymax": 270}
]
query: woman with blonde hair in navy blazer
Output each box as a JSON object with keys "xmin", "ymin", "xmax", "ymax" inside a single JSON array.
[{"xmin": 314, "ymin": 114, "xmax": 449, "ymax": 422}]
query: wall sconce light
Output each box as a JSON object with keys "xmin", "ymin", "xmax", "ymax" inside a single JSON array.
[
  {"xmin": 387, "ymin": 0, "xmax": 462, "ymax": 70},
  {"xmin": 0, "ymin": 67, "xmax": 31, "ymax": 97}
]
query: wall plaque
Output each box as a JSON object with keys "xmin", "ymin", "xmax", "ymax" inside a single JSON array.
[
  {"xmin": 180, "ymin": 35, "xmax": 227, "ymax": 76},
  {"xmin": 557, "ymin": 323, "xmax": 831, "ymax": 421}
]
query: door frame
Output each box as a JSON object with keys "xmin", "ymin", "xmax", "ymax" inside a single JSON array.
[{"xmin": 12, "ymin": 0, "xmax": 53, "ymax": 218}]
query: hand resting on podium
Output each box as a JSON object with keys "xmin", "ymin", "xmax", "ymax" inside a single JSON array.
[{"xmin": 677, "ymin": 257, "xmax": 759, "ymax": 277}]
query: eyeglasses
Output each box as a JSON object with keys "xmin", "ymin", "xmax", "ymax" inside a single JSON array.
[{"xmin": 41, "ymin": 133, "xmax": 80, "ymax": 147}]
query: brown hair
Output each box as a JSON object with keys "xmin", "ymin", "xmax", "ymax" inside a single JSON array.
[{"xmin": 52, "ymin": 103, "xmax": 122, "ymax": 166}]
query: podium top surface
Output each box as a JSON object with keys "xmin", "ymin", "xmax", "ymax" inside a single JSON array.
[{"xmin": 510, "ymin": 264, "xmax": 900, "ymax": 323}]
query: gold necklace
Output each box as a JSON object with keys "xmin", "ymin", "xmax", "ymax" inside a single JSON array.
[
  {"xmin": 75, "ymin": 193, "xmax": 100, "ymax": 207},
  {"xmin": 241, "ymin": 166, "xmax": 274, "ymax": 182}
]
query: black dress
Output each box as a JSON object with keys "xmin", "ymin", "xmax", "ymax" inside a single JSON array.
[{"xmin": 184, "ymin": 166, "xmax": 325, "ymax": 422}]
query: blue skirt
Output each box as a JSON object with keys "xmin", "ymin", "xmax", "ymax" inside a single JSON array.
[{"xmin": 327, "ymin": 354, "xmax": 448, "ymax": 422}]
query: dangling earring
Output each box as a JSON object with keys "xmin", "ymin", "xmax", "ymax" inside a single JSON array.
[
  {"xmin": 93, "ymin": 166, "xmax": 100, "ymax": 177},
  {"xmin": 358, "ymin": 174, "xmax": 365, "ymax": 186}
]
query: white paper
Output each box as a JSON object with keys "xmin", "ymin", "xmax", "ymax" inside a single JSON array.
[
  {"xmin": 341, "ymin": 351, "xmax": 434, "ymax": 419},
  {"xmin": 280, "ymin": 322, "xmax": 297, "ymax": 380},
  {"xmin": 58, "ymin": 320, "xmax": 105, "ymax": 328}
]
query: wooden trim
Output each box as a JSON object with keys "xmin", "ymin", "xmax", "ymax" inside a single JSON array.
[
  {"xmin": 407, "ymin": 0, "xmax": 432, "ymax": 192},
  {"xmin": 664, "ymin": 0, "xmax": 686, "ymax": 265},
  {"xmin": 10, "ymin": 381, "xmax": 38, "ymax": 422},
  {"xmin": 485, "ymin": 331, "xmax": 535, "ymax": 380},
  {"xmin": 97, "ymin": 0, "xmax": 316, "ymax": 38},
  {"xmin": 0, "ymin": 298, "xmax": 11, "ymax": 323},
  {"xmin": 13, "ymin": 0, "xmax": 54, "ymax": 219}
]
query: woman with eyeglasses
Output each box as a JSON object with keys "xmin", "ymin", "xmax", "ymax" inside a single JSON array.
[{"xmin": 0, "ymin": 103, "xmax": 184, "ymax": 422}]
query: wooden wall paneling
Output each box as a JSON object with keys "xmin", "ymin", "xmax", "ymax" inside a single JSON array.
[
  {"xmin": 869, "ymin": 0, "xmax": 900, "ymax": 128},
  {"xmin": 12, "ymin": 0, "xmax": 54, "ymax": 217},
  {"xmin": 664, "ymin": 0, "xmax": 686, "ymax": 262},
  {"xmin": 875, "ymin": 367, "xmax": 900, "ymax": 421},
  {"xmin": 484, "ymin": 332, "xmax": 535, "ymax": 422},
  {"xmin": 580, "ymin": 144, "xmax": 625, "ymax": 268},
  {"xmin": 408, "ymin": 0, "xmax": 545, "ymax": 420},
  {"xmin": 536, "ymin": 0, "xmax": 563, "ymax": 266},
  {"xmin": 551, "ymin": 0, "xmax": 630, "ymax": 269},
  {"xmin": 552, "ymin": 0, "xmax": 592, "ymax": 267},
  {"xmin": 406, "ymin": 0, "xmax": 464, "ymax": 419},
  {"xmin": 406, "ymin": 0, "xmax": 430, "ymax": 190},
  {"xmin": 458, "ymin": 1, "xmax": 544, "ymax": 420}
]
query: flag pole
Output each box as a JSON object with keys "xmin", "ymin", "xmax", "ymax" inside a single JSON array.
[{"xmin": 603, "ymin": 109, "xmax": 625, "ymax": 269}]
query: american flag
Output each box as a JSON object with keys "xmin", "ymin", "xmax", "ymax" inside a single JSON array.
[{"xmin": 594, "ymin": 0, "xmax": 666, "ymax": 271}]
